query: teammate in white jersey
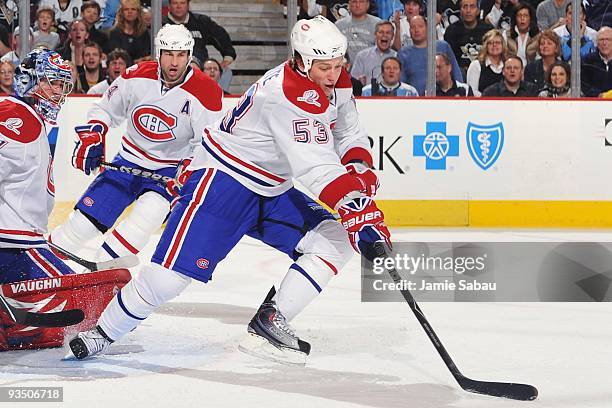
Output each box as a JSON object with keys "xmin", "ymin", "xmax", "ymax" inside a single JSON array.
[
  {"xmin": 67, "ymin": 16, "xmax": 391, "ymax": 365},
  {"xmin": 50, "ymin": 24, "xmax": 224, "ymax": 265}
]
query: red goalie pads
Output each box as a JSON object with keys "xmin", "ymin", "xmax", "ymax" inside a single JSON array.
[{"xmin": 0, "ymin": 269, "xmax": 131, "ymax": 351}]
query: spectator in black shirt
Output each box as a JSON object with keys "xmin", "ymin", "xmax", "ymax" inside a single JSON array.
[
  {"xmin": 444, "ymin": 0, "xmax": 495, "ymax": 76},
  {"xmin": 108, "ymin": 0, "xmax": 151, "ymax": 62},
  {"xmin": 581, "ymin": 26, "xmax": 612, "ymax": 97},
  {"xmin": 482, "ymin": 55, "xmax": 539, "ymax": 96},
  {"xmin": 523, "ymin": 29, "xmax": 560, "ymax": 91},
  {"xmin": 164, "ymin": 0, "xmax": 236, "ymax": 69},
  {"xmin": 436, "ymin": 52, "xmax": 474, "ymax": 96}
]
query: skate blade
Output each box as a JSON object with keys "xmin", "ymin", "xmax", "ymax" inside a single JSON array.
[
  {"xmin": 238, "ymin": 332, "xmax": 307, "ymax": 366},
  {"xmin": 61, "ymin": 350, "xmax": 78, "ymax": 361}
]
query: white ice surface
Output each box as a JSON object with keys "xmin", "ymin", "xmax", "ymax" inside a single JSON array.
[{"xmin": 2, "ymin": 228, "xmax": 612, "ymax": 408}]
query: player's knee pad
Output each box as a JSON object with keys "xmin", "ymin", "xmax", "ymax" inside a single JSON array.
[
  {"xmin": 0, "ymin": 269, "xmax": 131, "ymax": 351},
  {"xmin": 99, "ymin": 191, "xmax": 169, "ymax": 259},
  {"xmin": 296, "ymin": 219, "xmax": 353, "ymax": 275},
  {"xmin": 50, "ymin": 209, "xmax": 103, "ymax": 255}
]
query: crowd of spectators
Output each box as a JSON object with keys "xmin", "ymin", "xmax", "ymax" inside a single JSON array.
[
  {"xmin": 0, "ymin": 0, "xmax": 608, "ymax": 98},
  {"xmin": 0, "ymin": 0, "xmax": 237, "ymax": 94},
  {"xmin": 293, "ymin": 0, "xmax": 610, "ymax": 98}
]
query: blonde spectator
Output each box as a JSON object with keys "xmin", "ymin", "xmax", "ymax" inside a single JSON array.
[
  {"xmin": 0, "ymin": 60, "xmax": 14, "ymax": 94},
  {"xmin": 57, "ymin": 19, "xmax": 90, "ymax": 67},
  {"xmin": 524, "ymin": 29, "xmax": 561, "ymax": 91},
  {"xmin": 108, "ymin": 0, "xmax": 151, "ymax": 61},
  {"xmin": 65, "ymin": 60, "xmax": 85, "ymax": 94},
  {"xmin": 466, "ymin": 29, "xmax": 507, "ymax": 96}
]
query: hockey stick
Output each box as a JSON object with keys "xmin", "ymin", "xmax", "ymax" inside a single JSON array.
[
  {"xmin": 47, "ymin": 241, "xmax": 139, "ymax": 272},
  {"xmin": 100, "ymin": 161, "xmax": 173, "ymax": 183},
  {"xmin": 0, "ymin": 293, "xmax": 84, "ymax": 328},
  {"xmin": 370, "ymin": 242, "xmax": 538, "ymax": 401}
]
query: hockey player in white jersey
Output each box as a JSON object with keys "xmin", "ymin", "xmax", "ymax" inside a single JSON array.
[
  {"xmin": 67, "ymin": 16, "xmax": 391, "ymax": 365},
  {"xmin": 50, "ymin": 24, "xmax": 224, "ymax": 264}
]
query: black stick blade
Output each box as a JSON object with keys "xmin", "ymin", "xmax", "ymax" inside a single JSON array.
[
  {"xmin": 457, "ymin": 376, "xmax": 538, "ymax": 401},
  {"xmin": 22, "ymin": 309, "xmax": 85, "ymax": 328}
]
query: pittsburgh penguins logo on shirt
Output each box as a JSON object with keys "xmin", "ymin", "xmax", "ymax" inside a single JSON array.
[{"xmin": 131, "ymin": 105, "xmax": 178, "ymax": 142}]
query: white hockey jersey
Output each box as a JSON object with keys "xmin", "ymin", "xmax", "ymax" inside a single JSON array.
[
  {"xmin": 0, "ymin": 98, "xmax": 53, "ymax": 249},
  {"xmin": 89, "ymin": 61, "xmax": 224, "ymax": 170},
  {"xmin": 192, "ymin": 62, "xmax": 372, "ymax": 209},
  {"xmin": 38, "ymin": 0, "xmax": 83, "ymax": 25}
]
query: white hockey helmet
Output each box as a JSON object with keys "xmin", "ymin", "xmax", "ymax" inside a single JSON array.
[
  {"xmin": 154, "ymin": 24, "xmax": 195, "ymax": 61},
  {"xmin": 290, "ymin": 15, "xmax": 347, "ymax": 73}
]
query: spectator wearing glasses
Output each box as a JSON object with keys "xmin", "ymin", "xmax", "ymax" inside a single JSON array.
[
  {"xmin": 466, "ymin": 29, "xmax": 507, "ymax": 96},
  {"xmin": 435, "ymin": 53, "xmax": 473, "ymax": 96},
  {"xmin": 581, "ymin": 26, "xmax": 612, "ymax": 97}
]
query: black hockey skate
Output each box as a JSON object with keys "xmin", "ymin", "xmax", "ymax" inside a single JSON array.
[
  {"xmin": 64, "ymin": 325, "xmax": 114, "ymax": 360},
  {"xmin": 238, "ymin": 287, "xmax": 311, "ymax": 366}
]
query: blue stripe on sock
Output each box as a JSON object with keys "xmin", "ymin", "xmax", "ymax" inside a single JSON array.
[
  {"xmin": 117, "ymin": 289, "xmax": 145, "ymax": 321},
  {"xmin": 290, "ymin": 263, "xmax": 322, "ymax": 293},
  {"xmin": 102, "ymin": 242, "xmax": 120, "ymax": 259}
]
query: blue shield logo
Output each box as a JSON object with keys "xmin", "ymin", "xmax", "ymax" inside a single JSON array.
[{"xmin": 466, "ymin": 122, "xmax": 504, "ymax": 170}]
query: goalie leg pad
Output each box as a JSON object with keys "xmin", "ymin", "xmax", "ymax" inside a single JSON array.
[
  {"xmin": 97, "ymin": 191, "xmax": 170, "ymax": 261},
  {"xmin": 98, "ymin": 262, "xmax": 190, "ymax": 341},
  {"xmin": 276, "ymin": 220, "xmax": 353, "ymax": 322},
  {"xmin": 0, "ymin": 269, "xmax": 131, "ymax": 351}
]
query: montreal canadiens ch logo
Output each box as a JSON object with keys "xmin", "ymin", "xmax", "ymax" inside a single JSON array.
[
  {"xmin": 132, "ymin": 105, "xmax": 177, "ymax": 142},
  {"xmin": 49, "ymin": 53, "xmax": 71, "ymax": 71},
  {"xmin": 196, "ymin": 258, "xmax": 209, "ymax": 269}
]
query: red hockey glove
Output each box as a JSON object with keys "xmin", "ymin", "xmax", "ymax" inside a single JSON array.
[
  {"xmin": 72, "ymin": 122, "xmax": 106, "ymax": 175},
  {"xmin": 166, "ymin": 158, "xmax": 193, "ymax": 198},
  {"xmin": 346, "ymin": 162, "xmax": 379, "ymax": 197},
  {"xmin": 337, "ymin": 197, "xmax": 391, "ymax": 254}
]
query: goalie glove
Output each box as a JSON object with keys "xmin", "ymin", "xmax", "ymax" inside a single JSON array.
[
  {"xmin": 337, "ymin": 196, "xmax": 391, "ymax": 254},
  {"xmin": 345, "ymin": 162, "xmax": 379, "ymax": 197},
  {"xmin": 166, "ymin": 158, "xmax": 193, "ymax": 198},
  {"xmin": 72, "ymin": 122, "xmax": 106, "ymax": 175}
]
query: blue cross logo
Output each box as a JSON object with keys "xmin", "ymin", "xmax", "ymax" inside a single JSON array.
[{"xmin": 413, "ymin": 122, "xmax": 459, "ymax": 170}]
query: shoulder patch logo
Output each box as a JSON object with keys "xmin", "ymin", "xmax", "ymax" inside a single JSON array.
[
  {"xmin": 297, "ymin": 90, "xmax": 321, "ymax": 107},
  {"xmin": 106, "ymin": 84, "xmax": 119, "ymax": 100},
  {"xmin": 0, "ymin": 117, "xmax": 23, "ymax": 135}
]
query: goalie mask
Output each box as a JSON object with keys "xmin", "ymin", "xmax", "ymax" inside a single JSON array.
[
  {"xmin": 13, "ymin": 48, "xmax": 73, "ymax": 124},
  {"xmin": 290, "ymin": 15, "xmax": 347, "ymax": 74}
]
